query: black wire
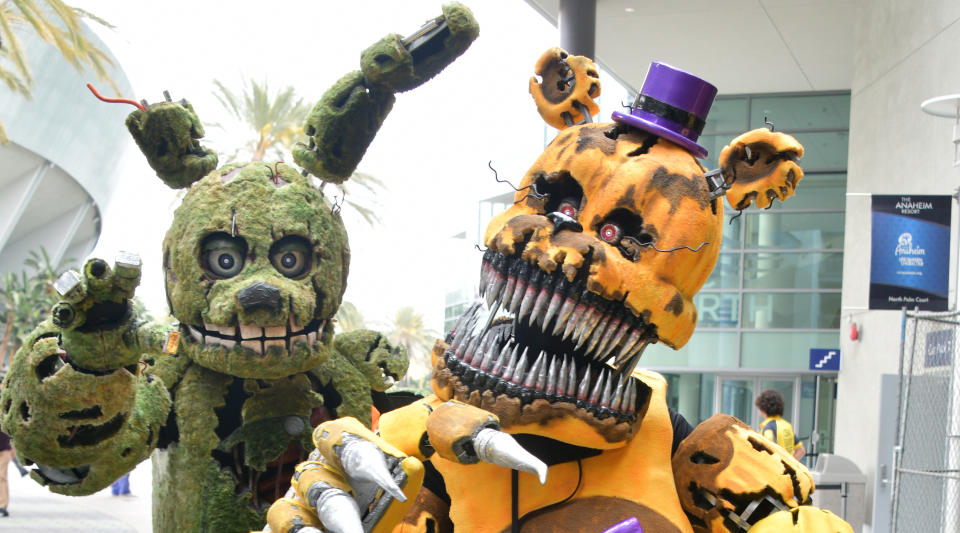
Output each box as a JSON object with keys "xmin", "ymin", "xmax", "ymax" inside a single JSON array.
[
  {"xmin": 512, "ymin": 469, "xmax": 519, "ymax": 533},
  {"xmin": 514, "ymin": 458, "xmax": 584, "ymax": 530}
]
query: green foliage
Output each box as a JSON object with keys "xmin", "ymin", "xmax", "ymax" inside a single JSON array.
[
  {"xmin": 0, "ymin": 0, "xmax": 117, "ymax": 143},
  {"xmin": 386, "ymin": 306, "xmax": 438, "ymax": 391},
  {"xmin": 0, "ymin": 248, "xmax": 69, "ymax": 370},
  {"xmin": 334, "ymin": 301, "xmax": 366, "ymax": 334},
  {"xmin": 212, "ymin": 79, "xmax": 384, "ymax": 226}
]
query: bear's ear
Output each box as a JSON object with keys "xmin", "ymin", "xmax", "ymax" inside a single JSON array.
[
  {"xmin": 529, "ymin": 47, "xmax": 602, "ymax": 130},
  {"xmin": 718, "ymin": 129, "xmax": 805, "ymax": 210}
]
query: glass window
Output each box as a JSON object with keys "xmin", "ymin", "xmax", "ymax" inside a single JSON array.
[
  {"xmin": 769, "ymin": 173, "xmax": 847, "ymax": 210},
  {"xmin": 696, "ymin": 134, "xmax": 730, "ymax": 170},
  {"xmin": 720, "ymin": 378, "xmax": 754, "ymax": 421},
  {"xmin": 744, "ymin": 252, "xmax": 843, "ymax": 289},
  {"xmin": 790, "ymin": 132, "xmax": 849, "ymax": 171},
  {"xmin": 694, "ymin": 292, "xmax": 740, "ymax": 327},
  {"xmin": 703, "ymin": 253, "xmax": 740, "ymax": 289},
  {"xmin": 663, "ymin": 372, "xmax": 716, "ymax": 426},
  {"xmin": 744, "ymin": 212, "xmax": 845, "ymax": 249},
  {"xmin": 749, "ymin": 94, "xmax": 851, "ymax": 131},
  {"xmin": 741, "ymin": 331, "xmax": 842, "ymax": 369},
  {"xmin": 742, "ymin": 292, "xmax": 841, "ymax": 329},
  {"xmin": 704, "ymin": 97, "xmax": 748, "ymax": 134},
  {"xmin": 721, "ymin": 213, "xmax": 742, "ymax": 249},
  {"xmin": 642, "ymin": 331, "xmax": 739, "ymax": 368}
]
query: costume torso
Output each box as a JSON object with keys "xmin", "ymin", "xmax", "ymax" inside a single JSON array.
[{"xmin": 380, "ymin": 370, "xmax": 693, "ymax": 533}]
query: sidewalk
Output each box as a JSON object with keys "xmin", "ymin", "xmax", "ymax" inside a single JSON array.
[{"xmin": 1, "ymin": 460, "xmax": 152, "ymax": 532}]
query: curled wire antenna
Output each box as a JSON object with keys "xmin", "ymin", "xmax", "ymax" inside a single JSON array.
[
  {"xmin": 729, "ymin": 209, "xmax": 744, "ymax": 223},
  {"xmin": 331, "ymin": 192, "xmax": 345, "ymax": 215},
  {"xmin": 621, "ymin": 99, "xmax": 634, "ymax": 111},
  {"xmin": 475, "ymin": 244, "xmax": 488, "ymax": 252},
  {"xmin": 623, "ymin": 236, "xmax": 711, "ymax": 255},
  {"xmin": 488, "ymin": 161, "xmax": 545, "ymax": 204},
  {"xmin": 764, "ymin": 115, "xmax": 775, "ymax": 131}
]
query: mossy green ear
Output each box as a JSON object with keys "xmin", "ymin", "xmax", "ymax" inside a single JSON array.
[{"xmin": 126, "ymin": 100, "xmax": 219, "ymax": 189}]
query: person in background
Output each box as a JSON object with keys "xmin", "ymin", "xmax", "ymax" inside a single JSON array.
[
  {"xmin": 0, "ymin": 420, "xmax": 11, "ymax": 517},
  {"xmin": 755, "ymin": 389, "xmax": 806, "ymax": 460},
  {"xmin": 111, "ymin": 472, "xmax": 132, "ymax": 496}
]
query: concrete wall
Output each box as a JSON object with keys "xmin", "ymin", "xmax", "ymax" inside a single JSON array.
[{"xmin": 838, "ymin": 1, "xmax": 960, "ymax": 528}]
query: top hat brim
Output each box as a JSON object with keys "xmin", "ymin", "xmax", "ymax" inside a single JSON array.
[{"xmin": 611, "ymin": 110, "xmax": 708, "ymax": 159}]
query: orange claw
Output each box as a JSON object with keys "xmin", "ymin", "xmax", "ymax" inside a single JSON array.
[{"xmin": 86, "ymin": 83, "xmax": 145, "ymax": 111}]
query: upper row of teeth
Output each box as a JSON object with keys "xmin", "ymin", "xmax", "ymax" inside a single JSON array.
[
  {"xmin": 447, "ymin": 324, "xmax": 640, "ymax": 415},
  {"xmin": 478, "ymin": 256, "xmax": 651, "ymax": 369}
]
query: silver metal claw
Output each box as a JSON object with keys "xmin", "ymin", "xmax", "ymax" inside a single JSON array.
[
  {"xmin": 473, "ymin": 428, "xmax": 548, "ymax": 484},
  {"xmin": 338, "ymin": 435, "xmax": 407, "ymax": 502}
]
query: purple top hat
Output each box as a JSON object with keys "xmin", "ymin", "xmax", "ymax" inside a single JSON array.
[{"xmin": 612, "ymin": 61, "xmax": 717, "ymax": 159}]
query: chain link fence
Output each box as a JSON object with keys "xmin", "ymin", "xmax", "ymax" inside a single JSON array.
[{"xmin": 892, "ymin": 310, "xmax": 960, "ymax": 532}]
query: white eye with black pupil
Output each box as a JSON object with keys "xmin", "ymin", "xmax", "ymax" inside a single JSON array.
[
  {"xmin": 270, "ymin": 237, "xmax": 312, "ymax": 278},
  {"xmin": 202, "ymin": 234, "xmax": 247, "ymax": 278},
  {"xmin": 600, "ymin": 222, "xmax": 622, "ymax": 243}
]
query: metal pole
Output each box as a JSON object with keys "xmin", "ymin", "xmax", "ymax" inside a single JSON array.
[
  {"xmin": 558, "ymin": 0, "xmax": 596, "ymax": 59},
  {"xmin": 890, "ymin": 307, "xmax": 909, "ymax": 532}
]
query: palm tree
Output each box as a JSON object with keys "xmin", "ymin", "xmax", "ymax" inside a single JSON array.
[
  {"xmin": 212, "ymin": 78, "xmax": 384, "ymax": 226},
  {"xmin": 0, "ymin": 248, "xmax": 70, "ymax": 374},
  {"xmin": 386, "ymin": 306, "xmax": 439, "ymax": 385},
  {"xmin": 0, "ymin": 0, "xmax": 117, "ymax": 143},
  {"xmin": 334, "ymin": 301, "xmax": 366, "ymax": 334},
  {"xmin": 212, "ymin": 78, "xmax": 312, "ymax": 162}
]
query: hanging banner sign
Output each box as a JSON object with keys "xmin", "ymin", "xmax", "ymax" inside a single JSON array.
[{"xmin": 869, "ymin": 195, "xmax": 951, "ymax": 310}]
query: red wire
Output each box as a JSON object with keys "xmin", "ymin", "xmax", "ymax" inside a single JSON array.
[{"xmin": 86, "ymin": 83, "xmax": 145, "ymax": 111}]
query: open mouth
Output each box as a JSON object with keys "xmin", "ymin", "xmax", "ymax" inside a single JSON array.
[
  {"xmin": 185, "ymin": 315, "xmax": 327, "ymax": 355},
  {"xmin": 441, "ymin": 250, "xmax": 659, "ymax": 424}
]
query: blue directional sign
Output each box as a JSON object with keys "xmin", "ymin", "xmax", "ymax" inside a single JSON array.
[{"xmin": 809, "ymin": 348, "xmax": 840, "ymax": 371}]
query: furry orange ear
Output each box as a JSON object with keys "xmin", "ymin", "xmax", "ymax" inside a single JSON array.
[
  {"xmin": 719, "ymin": 129, "xmax": 805, "ymax": 210},
  {"xmin": 529, "ymin": 47, "xmax": 601, "ymax": 130}
]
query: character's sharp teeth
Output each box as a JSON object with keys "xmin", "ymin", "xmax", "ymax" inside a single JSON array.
[
  {"xmin": 575, "ymin": 308, "xmax": 602, "ymax": 351},
  {"xmin": 264, "ymin": 338, "xmax": 285, "ymax": 352},
  {"xmin": 509, "ymin": 348, "xmax": 529, "ymax": 384},
  {"xmin": 552, "ymin": 297, "xmax": 578, "ymax": 336},
  {"xmin": 502, "ymin": 274, "xmax": 517, "ymax": 310},
  {"xmin": 264, "ymin": 326, "xmax": 285, "ymax": 339},
  {"xmin": 481, "ymin": 337, "xmax": 506, "ymax": 372},
  {"xmin": 522, "ymin": 350, "xmax": 545, "ymax": 388},
  {"xmin": 626, "ymin": 379, "xmax": 637, "ymax": 414},
  {"xmin": 517, "ymin": 271, "xmax": 541, "ymax": 323},
  {"xmin": 613, "ymin": 329, "xmax": 642, "ymax": 367},
  {"xmin": 594, "ymin": 317, "xmax": 620, "ymax": 359},
  {"xmin": 545, "ymin": 354, "xmax": 559, "ymax": 395},
  {"xmin": 479, "ymin": 252, "xmax": 493, "ymax": 296},
  {"xmin": 188, "ymin": 326, "xmax": 204, "ymax": 344},
  {"xmin": 288, "ymin": 314, "xmax": 297, "ymax": 333},
  {"xmin": 588, "ymin": 368, "xmax": 608, "ymax": 405},
  {"xmin": 382, "ymin": 375, "xmax": 395, "ymax": 387},
  {"xmin": 602, "ymin": 321, "xmax": 631, "ymax": 361},
  {"xmin": 241, "ymin": 339, "xmax": 263, "ymax": 354},
  {"xmin": 534, "ymin": 350, "xmax": 549, "ymax": 391},
  {"xmin": 610, "ymin": 375, "xmax": 626, "ymax": 411},
  {"xmin": 460, "ymin": 334, "xmax": 481, "ymax": 363},
  {"xmin": 562, "ymin": 304, "xmax": 586, "ymax": 341},
  {"xmin": 565, "ymin": 355, "xmax": 577, "ymax": 397},
  {"xmin": 600, "ymin": 369, "xmax": 614, "ymax": 407},
  {"xmin": 576, "ymin": 365, "xmax": 592, "ymax": 401},
  {"xmin": 240, "ymin": 324, "xmax": 261, "ymax": 340},
  {"xmin": 530, "ymin": 280, "xmax": 553, "ymax": 326},
  {"xmin": 490, "ymin": 342, "xmax": 513, "ymax": 377},
  {"xmin": 509, "ymin": 263, "xmax": 530, "ymax": 314},
  {"xmin": 541, "ymin": 291, "xmax": 564, "ymax": 333},
  {"xmin": 555, "ymin": 355, "xmax": 569, "ymax": 396},
  {"xmin": 585, "ymin": 315, "xmax": 611, "ymax": 357}
]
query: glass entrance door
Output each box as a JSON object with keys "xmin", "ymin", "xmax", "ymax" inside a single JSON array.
[{"xmin": 719, "ymin": 378, "xmax": 755, "ymax": 424}]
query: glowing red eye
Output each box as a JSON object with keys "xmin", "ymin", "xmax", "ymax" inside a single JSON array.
[
  {"xmin": 600, "ymin": 222, "xmax": 622, "ymax": 243},
  {"xmin": 557, "ymin": 201, "xmax": 578, "ymax": 218}
]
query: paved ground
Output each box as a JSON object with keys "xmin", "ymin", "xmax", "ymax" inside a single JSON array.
[{"xmin": 1, "ymin": 460, "xmax": 152, "ymax": 532}]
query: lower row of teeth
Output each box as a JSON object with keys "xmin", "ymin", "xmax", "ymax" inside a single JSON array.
[{"xmin": 446, "ymin": 328, "xmax": 640, "ymax": 418}]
